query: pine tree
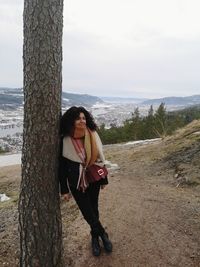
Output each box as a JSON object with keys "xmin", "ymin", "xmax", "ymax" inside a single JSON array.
[
  {"xmin": 154, "ymin": 103, "xmax": 167, "ymax": 137},
  {"xmin": 145, "ymin": 105, "xmax": 155, "ymax": 138},
  {"xmin": 18, "ymin": 1, "xmax": 64, "ymax": 266},
  {"xmin": 131, "ymin": 107, "xmax": 141, "ymax": 140}
]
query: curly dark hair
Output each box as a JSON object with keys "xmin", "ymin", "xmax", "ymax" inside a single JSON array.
[{"xmin": 60, "ymin": 106, "xmax": 97, "ymax": 136}]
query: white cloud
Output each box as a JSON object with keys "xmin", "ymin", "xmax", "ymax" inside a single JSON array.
[
  {"xmin": 0, "ymin": 1, "xmax": 23, "ymax": 87},
  {"xmin": 64, "ymin": 0, "xmax": 200, "ymax": 43},
  {"xmin": 1, "ymin": 0, "xmax": 200, "ymax": 97}
]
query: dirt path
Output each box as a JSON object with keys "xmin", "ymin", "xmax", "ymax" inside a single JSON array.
[
  {"xmin": 62, "ymin": 142, "xmax": 200, "ymax": 267},
  {"xmin": 0, "ymin": 138, "xmax": 200, "ymax": 266}
]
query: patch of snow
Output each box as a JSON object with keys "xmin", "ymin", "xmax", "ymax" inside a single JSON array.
[
  {"xmin": 92, "ymin": 102, "xmax": 112, "ymax": 108},
  {"xmin": 0, "ymin": 194, "xmax": 10, "ymax": 202},
  {"xmin": 123, "ymin": 138, "xmax": 161, "ymax": 146},
  {"xmin": 105, "ymin": 160, "xmax": 120, "ymax": 171},
  {"xmin": 0, "ymin": 153, "xmax": 21, "ymax": 167},
  {"xmin": 192, "ymin": 131, "xmax": 200, "ymax": 135}
]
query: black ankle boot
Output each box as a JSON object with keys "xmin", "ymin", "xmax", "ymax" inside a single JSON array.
[
  {"xmin": 91, "ymin": 236, "xmax": 101, "ymax": 256},
  {"xmin": 100, "ymin": 232, "xmax": 113, "ymax": 253}
]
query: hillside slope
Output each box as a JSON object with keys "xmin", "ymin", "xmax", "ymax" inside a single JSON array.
[
  {"xmin": 0, "ymin": 87, "xmax": 103, "ymax": 110},
  {"xmin": 161, "ymin": 120, "xmax": 200, "ymax": 186},
  {"xmin": 142, "ymin": 95, "xmax": 200, "ymax": 106},
  {"xmin": 0, "ymin": 120, "xmax": 200, "ymax": 266}
]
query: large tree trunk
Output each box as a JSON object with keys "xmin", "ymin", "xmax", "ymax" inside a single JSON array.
[{"xmin": 19, "ymin": 0, "xmax": 64, "ymax": 266}]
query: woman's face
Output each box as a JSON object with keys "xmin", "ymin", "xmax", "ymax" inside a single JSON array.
[{"xmin": 74, "ymin": 112, "xmax": 86, "ymax": 127}]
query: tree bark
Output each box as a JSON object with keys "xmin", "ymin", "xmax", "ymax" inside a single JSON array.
[{"xmin": 19, "ymin": 0, "xmax": 64, "ymax": 266}]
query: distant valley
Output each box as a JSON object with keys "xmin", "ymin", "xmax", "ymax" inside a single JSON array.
[
  {"xmin": 0, "ymin": 87, "xmax": 200, "ymax": 153},
  {"xmin": 0, "ymin": 87, "xmax": 103, "ymax": 110},
  {"xmin": 1, "ymin": 87, "xmax": 200, "ymax": 109}
]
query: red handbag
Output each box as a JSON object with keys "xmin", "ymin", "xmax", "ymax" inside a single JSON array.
[{"xmin": 86, "ymin": 164, "xmax": 108, "ymax": 183}]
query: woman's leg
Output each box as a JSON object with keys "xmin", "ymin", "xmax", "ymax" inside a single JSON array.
[
  {"xmin": 70, "ymin": 186, "xmax": 104, "ymax": 236},
  {"xmin": 87, "ymin": 182, "xmax": 113, "ymax": 253},
  {"xmin": 70, "ymin": 185, "xmax": 112, "ymax": 254},
  {"xmin": 87, "ymin": 182, "xmax": 101, "ymax": 220}
]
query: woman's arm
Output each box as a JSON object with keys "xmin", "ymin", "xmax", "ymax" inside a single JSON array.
[{"xmin": 58, "ymin": 156, "xmax": 70, "ymax": 195}]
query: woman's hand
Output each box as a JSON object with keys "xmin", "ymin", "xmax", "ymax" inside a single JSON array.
[{"xmin": 61, "ymin": 193, "xmax": 71, "ymax": 201}]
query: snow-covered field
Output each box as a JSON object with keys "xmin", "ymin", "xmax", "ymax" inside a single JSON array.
[{"xmin": 0, "ymin": 153, "xmax": 21, "ymax": 167}]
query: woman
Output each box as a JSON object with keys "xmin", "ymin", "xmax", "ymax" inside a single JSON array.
[{"xmin": 59, "ymin": 106, "xmax": 112, "ymax": 256}]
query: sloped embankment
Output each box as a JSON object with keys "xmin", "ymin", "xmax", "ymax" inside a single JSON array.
[{"xmin": 160, "ymin": 120, "xmax": 200, "ymax": 186}]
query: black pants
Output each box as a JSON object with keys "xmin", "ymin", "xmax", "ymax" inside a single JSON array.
[{"xmin": 70, "ymin": 182, "xmax": 105, "ymax": 237}]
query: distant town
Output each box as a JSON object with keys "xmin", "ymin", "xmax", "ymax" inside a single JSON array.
[{"xmin": 1, "ymin": 87, "xmax": 200, "ymax": 153}]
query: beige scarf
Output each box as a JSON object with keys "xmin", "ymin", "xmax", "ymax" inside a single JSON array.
[
  {"xmin": 71, "ymin": 126, "xmax": 99, "ymax": 191},
  {"xmin": 71, "ymin": 125, "xmax": 98, "ymax": 167}
]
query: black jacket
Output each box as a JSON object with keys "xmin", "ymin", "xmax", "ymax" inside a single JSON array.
[{"xmin": 59, "ymin": 139, "xmax": 108, "ymax": 194}]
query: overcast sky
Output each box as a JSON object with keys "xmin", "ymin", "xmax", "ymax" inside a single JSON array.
[{"xmin": 0, "ymin": 0, "xmax": 200, "ymax": 98}]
